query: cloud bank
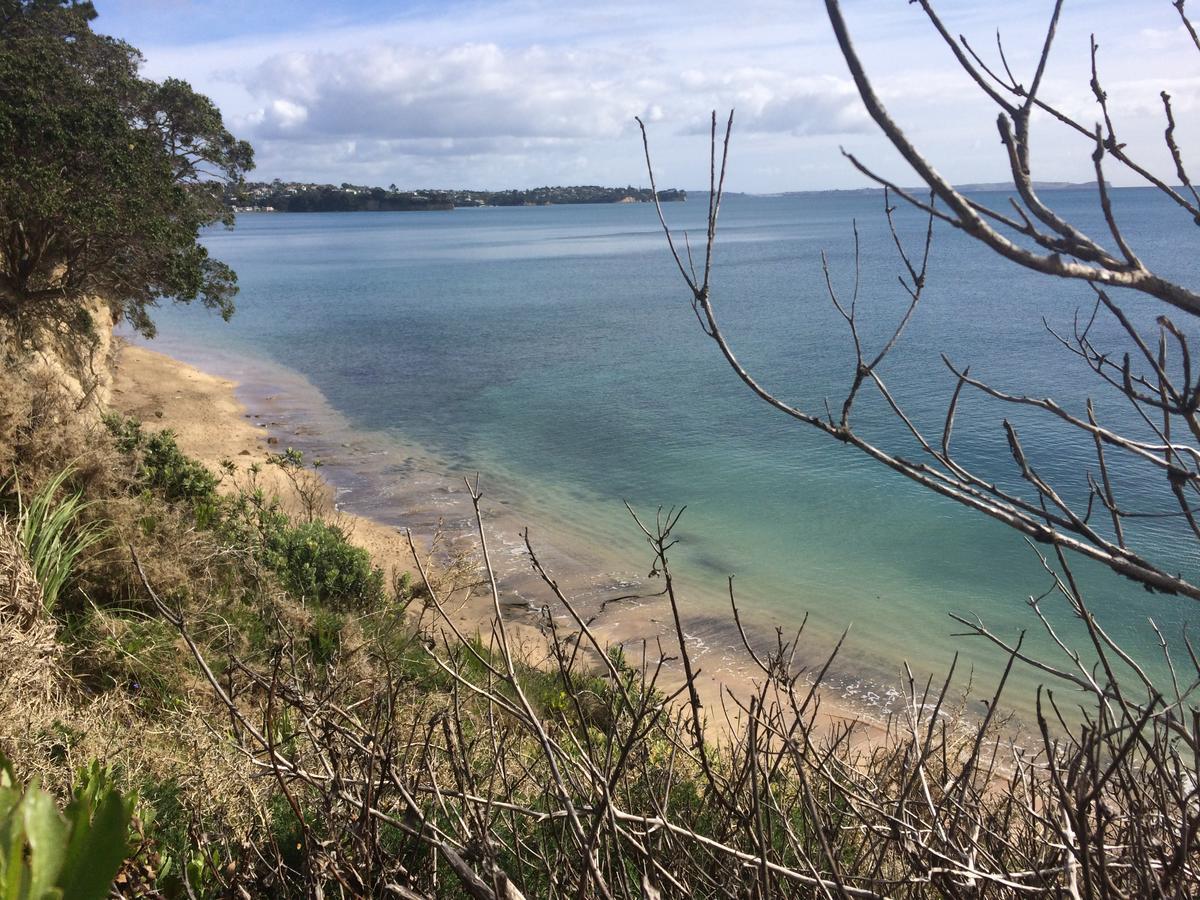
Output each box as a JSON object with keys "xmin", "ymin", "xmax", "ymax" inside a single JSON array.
[
  {"xmin": 240, "ymin": 42, "xmax": 869, "ymax": 154},
  {"xmin": 96, "ymin": 0, "xmax": 1200, "ymax": 191}
]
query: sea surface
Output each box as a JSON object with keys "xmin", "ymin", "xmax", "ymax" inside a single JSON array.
[{"xmin": 134, "ymin": 188, "xmax": 1200, "ymax": 724}]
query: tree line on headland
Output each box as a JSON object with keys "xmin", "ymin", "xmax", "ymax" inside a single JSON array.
[{"xmin": 229, "ymin": 180, "xmax": 687, "ymax": 212}]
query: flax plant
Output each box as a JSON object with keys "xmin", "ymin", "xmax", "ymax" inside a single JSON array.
[{"xmin": 12, "ymin": 468, "xmax": 104, "ymax": 614}]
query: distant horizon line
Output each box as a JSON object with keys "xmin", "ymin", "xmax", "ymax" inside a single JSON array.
[{"xmin": 237, "ymin": 177, "xmax": 1147, "ymax": 199}]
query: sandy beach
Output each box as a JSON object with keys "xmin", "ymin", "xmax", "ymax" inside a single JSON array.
[
  {"xmin": 109, "ymin": 342, "xmax": 566, "ymax": 662},
  {"xmin": 112, "ymin": 345, "xmax": 416, "ymax": 574},
  {"xmin": 111, "ymin": 341, "xmax": 883, "ymax": 742}
]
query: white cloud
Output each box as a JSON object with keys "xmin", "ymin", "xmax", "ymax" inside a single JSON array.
[
  {"xmin": 675, "ymin": 70, "xmax": 867, "ymax": 136},
  {"xmin": 259, "ymin": 98, "xmax": 309, "ymax": 131},
  {"xmin": 102, "ymin": 0, "xmax": 1200, "ymax": 190},
  {"xmin": 242, "ymin": 43, "xmax": 640, "ymax": 144},
  {"xmin": 237, "ymin": 39, "xmax": 867, "ymax": 155}
]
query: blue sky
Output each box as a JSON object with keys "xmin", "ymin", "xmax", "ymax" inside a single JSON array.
[{"xmin": 91, "ymin": 0, "xmax": 1200, "ymax": 192}]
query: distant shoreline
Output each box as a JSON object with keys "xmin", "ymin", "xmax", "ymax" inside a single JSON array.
[
  {"xmin": 232, "ymin": 199, "xmax": 675, "ymax": 213},
  {"xmin": 230, "ymin": 180, "xmax": 1141, "ymax": 213},
  {"xmin": 230, "ymin": 182, "xmax": 686, "ymax": 214}
]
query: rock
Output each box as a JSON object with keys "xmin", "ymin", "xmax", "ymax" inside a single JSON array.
[{"xmin": 267, "ymin": 436, "xmax": 279, "ymax": 445}]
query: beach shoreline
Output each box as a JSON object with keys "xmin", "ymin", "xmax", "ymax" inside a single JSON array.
[{"xmin": 111, "ymin": 340, "xmax": 894, "ymax": 742}]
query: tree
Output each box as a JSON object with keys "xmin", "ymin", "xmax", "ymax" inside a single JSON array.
[{"xmin": 0, "ymin": 0, "xmax": 252, "ymax": 341}]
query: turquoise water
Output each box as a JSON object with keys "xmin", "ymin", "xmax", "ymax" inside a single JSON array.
[{"xmin": 138, "ymin": 189, "xmax": 1200, "ymax": 718}]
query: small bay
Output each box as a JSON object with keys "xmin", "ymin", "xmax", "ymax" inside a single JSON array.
[{"xmin": 137, "ymin": 187, "xmax": 1200, "ymax": 721}]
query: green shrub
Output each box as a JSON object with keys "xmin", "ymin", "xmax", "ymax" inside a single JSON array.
[
  {"xmin": 307, "ymin": 606, "xmax": 343, "ymax": 666},
  {"xmin": 266, "ymin": 520, "xmax": 383, "ymax": 611},
  {"xmin": 393, "ymin": 569, "xmax": 431, "ymax": 603},
  {"xmin": 106, "ymin": 417, "xmax": 219, "ymax": 518},
  {"xmin": 105, "ymin": 414, "xmax": 143, "ymax": 457},
  {"xmin": 217, "ymin": 485, "xmax": 290, "ymax": 551},
  {"xmin": 0, "ymin": 755, "xmax": 135, "ymax": 900},
  {"xmin": 107, "ymin": 416, "xmax": 388, "ymax": 613},
  {"xmin": 140, "ymin": 431, "xmax": 219, "ymax": 509},
  {"xmin": 394, "ymin": 569, "xmax": 414, "ymax": 599}
]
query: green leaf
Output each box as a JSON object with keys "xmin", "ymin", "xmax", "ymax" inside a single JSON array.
[
  {"xmin": 0, "ymin": 1, "xmax": 252, "ymax": 341},
  {"xmin": 55, "ymin": 788, "xmax": 131, "ymax": 900},
  {"xmin": 21, "ymin": 790, "xmax": 67, "ymax": 900},
  {"xmin": 0, "ymin": 786, "xmax": 26, "ymax": 900}
]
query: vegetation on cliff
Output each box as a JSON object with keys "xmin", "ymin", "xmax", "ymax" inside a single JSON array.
[{"xmin": 0, "ymin": 0, "xmax": 252, "ymax": 341}]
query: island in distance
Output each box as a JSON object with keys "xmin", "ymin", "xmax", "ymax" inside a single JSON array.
[{"xmin": 229, "ymin": 180, "xmax": 687, "ymax": 212}]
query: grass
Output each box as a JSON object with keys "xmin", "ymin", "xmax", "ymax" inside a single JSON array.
[{"xmin": 12, "ymin": 467, "xmax": 105, "ymax": 614}]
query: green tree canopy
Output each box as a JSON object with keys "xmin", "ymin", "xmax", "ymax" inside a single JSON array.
[{"xmin": 0, "ymin": 0, "xmax": 253, "ymax": 340}]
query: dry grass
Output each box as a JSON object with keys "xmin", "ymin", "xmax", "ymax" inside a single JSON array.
[
  {"xmin": 0, "ymin": 347, "xmax": 284, "ymax": 851},
  {"xmin": 0, "ymin": 515, "xmax": 267, "ymax": 840},
  {"xmin": 0, "ymin": 516, "xmax": 59, "ymax": 703}
]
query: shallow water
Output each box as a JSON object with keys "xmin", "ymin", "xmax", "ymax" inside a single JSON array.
[{"xmin": 134, "ymin": 188, "xmax": 1200, "ymax": 724}]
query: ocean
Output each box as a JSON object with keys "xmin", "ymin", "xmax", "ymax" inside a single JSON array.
[{"xmin": 134, "ymin": 187, "xmax": 1200, "ymax": 723}]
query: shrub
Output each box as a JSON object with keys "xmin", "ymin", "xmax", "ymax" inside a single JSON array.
[
  {"xmin": 107, "ymin": 417, "xmax": 219, "ymax": 516},
  {"xmin": 215, "ymin": 481, "xmax": 290, "ymax": 551},
  {"xmin": 306, "ymin": 606, "xmax": 343, "ymax": 666},
  {"xmin": 392, "ymin": 569, "xmax": 431, "ymax": 603},
  {"xmin": 266, "ymin": 520, "xmax": 383, "ymax": 612},
  {"xmin": 141, "ymin": 431, "xmax": 219, "ymax": 513},
  {"xmin": 0, "ymin": 755, "xmax": 135, "ymax": 900}
]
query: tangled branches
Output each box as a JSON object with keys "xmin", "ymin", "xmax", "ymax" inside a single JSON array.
[
  {"xmin": 621, "ymin": 0, "xmax": 1200, "ymax": 896},
  {"xmin": 137, "ymin": 478, "xmax": 1198, "ymax": 897}
]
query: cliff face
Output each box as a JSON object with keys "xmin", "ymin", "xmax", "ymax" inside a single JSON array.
[{"xmin": 2, "ymin": 297, "xmax": 117, "ymax": 412}]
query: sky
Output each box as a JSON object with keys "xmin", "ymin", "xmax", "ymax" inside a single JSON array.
[{"xmin": 90, "ymin": 0, "xmax": 1200, "ymax": 192}]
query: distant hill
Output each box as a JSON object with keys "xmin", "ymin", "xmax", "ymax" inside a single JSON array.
[
  {"xmin": 953, "ymin": 180, "xmax": 1108, "ymax": 193},
  {"xmin": 228, "ymin": 181, "xmax": 686, "ymax": 213},
  {"xmin": 765, "ymin": 180, "xmax": 1110, "ymax": 198}
]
